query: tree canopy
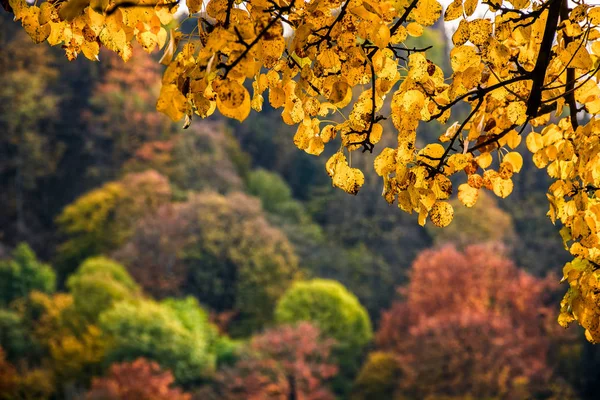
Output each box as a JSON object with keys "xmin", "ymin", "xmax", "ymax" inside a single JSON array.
[
  {"xmin": 275, "ymin": 279, "xmax": 372, "ymax": 349},
  {"xmin": 4, "ymin": 0, "xmax": 600, "ymax": 340}
]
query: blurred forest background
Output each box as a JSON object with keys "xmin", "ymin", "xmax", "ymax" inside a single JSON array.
[{"xmin": 1, "ymin": 11, "xmax": 600, "ymax": 400}]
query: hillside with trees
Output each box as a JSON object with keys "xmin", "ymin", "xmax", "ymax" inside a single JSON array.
[{"xmin": 2, "ymin": 0, "xmax": 600, "ymax": 398}]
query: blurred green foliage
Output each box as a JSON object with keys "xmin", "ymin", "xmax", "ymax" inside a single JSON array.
[
  {"xmin": 0, "ymin": 243, "xmax": 55, "ymax": 307},
  {"xmin": 98, "ymin": 298, "xmax": 216, "ymax": 387},
  {"xmin": 67, "ymin": 257, "xmax": 140, "ymax": 323},
  {"xmin": 352, "ymin": 352, "xmax": 402, "ymax": 400},
  {"xmin": 275, "ymin": 279, "xmax": 372, "ymax": 349}
]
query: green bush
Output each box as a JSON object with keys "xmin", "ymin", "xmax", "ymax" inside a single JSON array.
[
  {"xmin": 67, "ymin": 257, "xmax": 140, "ymax": 322},
  {"xmin": 247, "ymin": 169, "xmax": 293, "ymax": 212},
  {"xmin": 0, "ymin": 243, "xmax": 55, "ymax": 307},
  {"xmin": 98, "ymin": 298, "xmax": 216, "ymax": 386},
  {"xmin": 275, "ymin": 279, "xmax": 372, "ymax": 349}
]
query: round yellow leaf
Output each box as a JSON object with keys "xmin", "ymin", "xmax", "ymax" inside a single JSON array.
[
  {"xmin": 492, "ymin": 177, "xmax": 513, "ymax": 198},
  {"xmin": 430, "ymin": 201, "xmax": 454, "ymax": 227},
  {"xmin": 444, "ymin": 0, "xmax": 463, "ymax": 21},
  {"xmin": 406, "ymin": 22, "xmax": 424, "ymax": 37},
  {"xmin": 503, "ymin": 152, "xmax": 523, "ymax": 173},
  {"xmin": 476, "ymin": 152, "xmax": 493, "ymax": 169}
]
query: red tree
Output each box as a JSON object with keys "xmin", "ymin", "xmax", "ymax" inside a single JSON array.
[
  {"xmin": 204, "ymin": 323, "xmax": 338, "ymax": 400},
  {"xmin": 85, "ymin": 358, "xmax": 190, "ymax": 400},
  {"xmin": 375, "ymin": 244, "xmax": 572, "ymax": 399}
]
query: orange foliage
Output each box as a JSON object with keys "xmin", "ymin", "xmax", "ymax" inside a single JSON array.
[
  {"xmin": 86, "ymin": 358, "xmax": 190, "ymax": 400},
  {"xmin": 376, "ymin": 244, "xmax": 570, "ymax": 398}
]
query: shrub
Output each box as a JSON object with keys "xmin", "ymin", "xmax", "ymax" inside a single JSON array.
[
  {"xmin": 275, "ymin": 279, "xmax": 372, "ymax": 349},
  {"xmin": 0, "ymin": 243, "xmax": 55, "ymax": 307}
]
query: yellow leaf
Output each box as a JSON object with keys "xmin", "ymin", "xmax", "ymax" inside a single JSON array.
[
  {"xmin": 306, "ymin": 137, "xmax": 325, "ymax": 156},
  {"xmin": 492, "ymin": 177, "xmax": 513, "ymax": 198},
  {"xmin": 59, "ymin": 0, "xmax": 90, "ymax": 21},
  {"xmin": 429, "ymin": 201, "xmax": 454, "ymax": 227},
  {"xmin": 506, "ymin": 101, "xmax": 527, "ymax": 125},
  {"xmin": 448, "ymin": 153, "xmax": 472, "ymax": 171},
  {"xmin": 326, "ymin": 152, "xmax": 365, "ymax": 195},
  {"xmin": 157, "ymin": 84, "xmax": 187, "ymax": 121},
  {"xmin": 476, "ymin": 152, "xmax": 492, "ymax": 168},
  {"xmin": 374, "ymin": 148, "xmax": 396, "ymax": 176},
  {"xmin": 589, "ymin": 7, "xmax": 600, "ymax": 25},
  {"xmin": 371, "ymin": 123, "xmax": 383, "ymax": 145},
  {"xmin": 444, "ymin": 0, "xmax": 463, "ymax": 22},
  {"xmin": 458, "ymin": 183, "xmax": 479, "ymax": 207},
  {"xmin": 48, "ymin": 22, "xmax": 65, "ymax": 46},
  {"xmin": 408, "ymin": 53, "xmax": 429, "ymax": 83},
  {"xmin": 418, "ymin": 143, "xmax": 445, "ymax": 167},
  {"xmin": 215, "ymin": 80, "xmax": 252, "ymax": 122},
  {"xmin": 452, "ymin": 19, "xmax": 470, "ymax": 46},
  {"xmin": 411, "ymin": 0, "xmax": 442, "ymax": 27},
  {"xmin": 503, "ymin": 152, "xmax": 523, "ymax": 173},
  {"xmin": 20, "ymin": 6, "xmax": 51, "ymax": 44},
  {"xmin": 450, "ymin": 45, "xmax": 480, "ymax": 72},
  {"xmin": 559, "ymin": 42, "xmax": 593, "ymax": 70},
  {"xmin": 464, "ymin": 0, "xmax": 478, "ymax": 16},
  {"xmin": 371, "ymin": 23, "xmax": 391, "ymax": 48},
  {"xmin": 320, "ymin": 125, "xmax": 336, "ymax": 143},
  {"xmin": 526, "ymin": 131, "xmax": 544, "ymax": 153},
  {"xmin": 187, "ymin": 0, "xmax": 202, "ymax": 14},
  {"xmin": 406, "ymin": 22, "xmax": 424, "ymax": 37},
  {"xmin": 81, "ymin": 40, "xmax": 100, "ymax": 61},
  {"xmin": 468, "ymin": 19, "xmax": 491, "ymax": 46},
  {"xmin": 505, "ymin": 129, "xmax": 522, "ymax": 149}
]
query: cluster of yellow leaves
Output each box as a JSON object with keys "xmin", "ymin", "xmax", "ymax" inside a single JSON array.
[
  {"xmin": 559, "ymin": 258, "xmax": 600, "ymax": 344},
  {"xmin": 11, "ymin": 0, "xmax": 600, "ymax": 340},
  {"xmin": 9, "ymin": 0, "xmax": 173, "ymax": 61},
  {"xmin": 538, "ymin": 118, "xmax": 600, "ymax": 342}
]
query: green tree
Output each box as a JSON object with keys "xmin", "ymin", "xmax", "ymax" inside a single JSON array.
[
  {"xmin": 275, "ymin": 279, "xmax": 373, "ymax": 396},
  {"xmin": 115, "ymin": 191, "xmax": 299, "ymax": 335},
  {"xmin": 98, "ymin": 298, "xmax": 216, "ymax": 387},
  {"xmin": 0, "ymin": 309, "xmax": 39, "ymax": 363},
  {"xmin": 247, "ymin": 169, "xmax": 295, "ymax": 213},
  {"xmin": 0, "ymin": 243, "xmax": 55, "ymax": 307},
  {"xmin": 67, "ymin": 257, "xmax": 140, "ymax": 323},
  {"xmin": 275, "ymin": 279, "xmax": 372, "ymax": 350}
]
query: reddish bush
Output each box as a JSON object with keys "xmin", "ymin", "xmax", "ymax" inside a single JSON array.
[
  {"xmin": 86, "ymin": 358, "xmax": 190, "ymax": 400},
  {"xmin": 207, "ymin": 323, "xmax": 337, "ymax": 400}
]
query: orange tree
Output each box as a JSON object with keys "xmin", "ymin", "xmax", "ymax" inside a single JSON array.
[{"xmin": 4, "ymin": 0, "xmax": 600, "ymax": 340}]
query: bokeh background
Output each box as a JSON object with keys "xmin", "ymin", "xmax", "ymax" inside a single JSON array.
[{"xmin": 1, "ymin": 11, "xmax": 599, "ymax": 400}]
